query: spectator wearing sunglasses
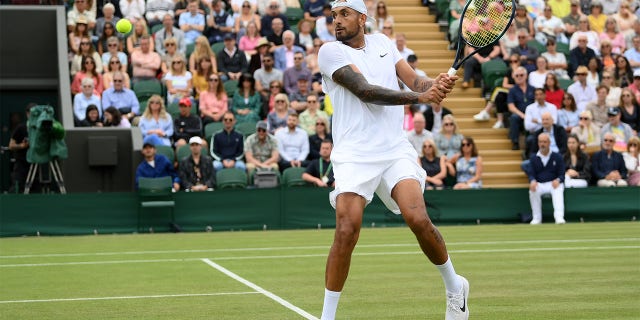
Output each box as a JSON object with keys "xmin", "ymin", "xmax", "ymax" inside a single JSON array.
[{"xmin": 591, "ymin": 132, "xmax": 628, "ymax": 187}]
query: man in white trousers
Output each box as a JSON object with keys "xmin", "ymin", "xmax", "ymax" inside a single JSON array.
[{"xmin": 527, "ymin": 132, "xmax": 566, "ymax": 224}]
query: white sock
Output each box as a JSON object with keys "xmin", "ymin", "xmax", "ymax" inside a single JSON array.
[
  {"xmin": 436, "ymin": 256, "xmax": 462, "ymax": 293},
  {"xmin": 320, "ymin": 288, "xmax": 341, "ymax": 320}
]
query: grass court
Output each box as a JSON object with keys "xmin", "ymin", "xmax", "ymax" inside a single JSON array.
[{"xmin": 0, "ymin": 222, "xmax": 638, "ymax": 319}]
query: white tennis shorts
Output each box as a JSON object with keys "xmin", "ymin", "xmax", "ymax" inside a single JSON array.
[{"xmin": 329, "ymin": 154, "xmax": 427, "ymax": 215}]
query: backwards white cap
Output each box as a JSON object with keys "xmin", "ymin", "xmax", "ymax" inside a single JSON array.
[{"xmin": 331, "ymin": 0, "xmax": 376, "ymax": 24}]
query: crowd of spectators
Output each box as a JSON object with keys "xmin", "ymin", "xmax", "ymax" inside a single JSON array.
[{"xmin": 6, "ymin": 0, "xmax": 640, "ymax": 192}]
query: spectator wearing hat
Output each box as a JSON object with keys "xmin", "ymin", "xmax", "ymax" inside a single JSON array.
[
  {"xmin": 178, "ymin": 136, "xmax": 216, "ymax": 191},
  {"xmin": 244, "ymin": 120, "xmax": 280, "ymax": 176},
  {"xmin": 566, "ymin": 66, "xmax": 597, "ymax": 112},
  {"xmin": 173, "ymin": 97, "xmax": 203, "ymax": 149},
  {"xmin": 135, "ymin": 137, "xmax": 181, "ymax": 190},
  {"xmin": 591, "ymin": 132, "xmax": 629, "ymax": 186},
  {"xmin": 283, "ymin": 51, "xmax": 312, "ymax": 95},
  {"xmin": 249, "ymin": 37, "xmax": 273, "ymax": 74},
  {"xmin": 210, "ymin": 112, "xmax": 246, "ymax": 171},
  {"xmin": 218, "ymin": 34, "xmax": 248, "ymax": 81},
  {"xmin": 253, "ymin": 52, "xmax": 283, "ymax": 98},
  {"xmin": 274, "ymin": 30, "xmax": 305, "ymax": 71},
  {"xmin": 601, "ymin": 107, "xmax": 635, "ymax": 151},
  {"xmin": 155, "ymin": 14, "xmax": 187, "ymax": 57},
  {"xmin": 179, "ymin": 0, "xmax": 206, "ymax": 45}
]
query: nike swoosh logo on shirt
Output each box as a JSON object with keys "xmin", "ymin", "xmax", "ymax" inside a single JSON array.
[
  {"xmin": 460, "ymin": 297, "xmax": 466, "ymax": 312},
  {"xmin": 380, "ymin": 53, "xmax": 388, "ymax": 57}
]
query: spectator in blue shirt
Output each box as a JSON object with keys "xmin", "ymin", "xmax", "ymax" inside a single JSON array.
[
  {"xmin": 179, "ymin": 0, "xmax": 206, "ymax": 45},
  {"xmin": 592, "ymin": 132, "xmax": 629, "ymax": 187},
  {"xmin": 210, "ymin": 112, "xmax": 246, "ymax": 171},
  {"xmin": 138, "ymin": 95, "xmax": 175, "ymax": 147},
  {"xmin": 135, "ymin": 136, "xmax": 180, "ymax": 190},
  {"xmin": 303, "ymin": 0, "xmax": 326, "ymax": 20},
  {"xmin": 507, "ymin": 67, "xmax": 536, "ymax": 150},
  {"xmin": 101, "ymin": 71, "xmax": 140, "ymax": 121}
]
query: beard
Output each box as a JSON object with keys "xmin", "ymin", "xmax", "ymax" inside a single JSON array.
[{"xmin": 336, "ymin": 23, "xmax": 362, "ymax": 43}]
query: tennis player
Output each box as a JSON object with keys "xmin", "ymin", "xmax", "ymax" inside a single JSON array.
[{"xmin": 317, "ymin": 0, "xmax": 469, "ymax": 319}]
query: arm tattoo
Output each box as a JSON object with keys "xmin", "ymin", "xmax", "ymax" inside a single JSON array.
[
  {"xmin": 413, "ymin": 76, "xmax": 433, "ymax": 93},
  {"xmin": 333, "ymin": 65, "xmax": 420, "ymax": 105}
]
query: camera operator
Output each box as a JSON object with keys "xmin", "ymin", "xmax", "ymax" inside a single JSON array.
[{"xmin": 8, "ymin": 103, "xmax": 35, "ymax": 193}]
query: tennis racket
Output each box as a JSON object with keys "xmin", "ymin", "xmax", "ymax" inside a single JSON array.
[{"xmin": 447, "ymin": 0, "xmax": 516, "ymax": 76}]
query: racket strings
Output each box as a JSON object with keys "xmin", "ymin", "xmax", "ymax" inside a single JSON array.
[{"xmin": 461, "ymin": 0, "xmax": 514, "ymax": 47}]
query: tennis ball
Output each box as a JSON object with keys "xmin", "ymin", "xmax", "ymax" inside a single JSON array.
[{"xmin": 116, "ymin": 19, "xmax": 133, "ymax": 34}]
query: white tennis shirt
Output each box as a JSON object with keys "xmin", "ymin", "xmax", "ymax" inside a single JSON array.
[{"xmin": 318, "ymin": 33, "xmax": 417, "ymax": 163}]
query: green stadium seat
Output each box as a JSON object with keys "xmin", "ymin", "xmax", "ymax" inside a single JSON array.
[
  {"xmin": 216, "ymin": 169, "xmax": 248, "ymax": 189},
  {"xmin": 204, "ymin": 121, "xmax": 224, "ymax": 142},
  {"xmin": 281, "ymin": 167, "xmax": 309, "ymax": 187},
  {"xmin": 176, "ymin": 144, "xmax": 193, "ymax": 162},
  {"xmin": 235, "ymin": 121, "xmax": 257, "ymax": 137},
  {"xmin": 151, "ymin": 23, "xmax": 164, "ymax": 35},
  {"xmin": 558, "ymin": 78, "xmax": 572, "ymax": 90},
  {"xmin": 527, "ymin": 39, "xmax": 546, "ymax": 54},
  {"xmin": 285, "ymin": 7, "xmax": 304, "ymax": 27},
  {"xmin": 137, "ymin": 176, "xmax": 175, "ymax": 232},
  {"xmin": 223, "ymin": 79, "xmax": 238, "ymax": 97},
  {"xmin": 481, "ymin": 59, "xmax": 508, "ymax": 93},
  {"xmin": 556, "ymin": 42, "xmax": 570, "ymax": 60},
  {"xmin": 211, "ymin": 42, "xmax": 225, "ymax": 55},
  {"xmin": 155, "ymin": 145, "xmax": 175, "ymax": 162},
  {"xmin": 186, "ymin": 43, "xmax": 196, "ymax": 60},
  {"xmin": 133, "ymin": 80, "xmax": 163, "ymax": 100},
  {"xmin": 166, "ymin": 102, "xmax": 181, "ymax": 119}
]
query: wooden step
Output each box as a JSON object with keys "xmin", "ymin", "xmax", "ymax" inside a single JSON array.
[
  {"xmin": 394, "ymin": 22, "xmax": 441, "ymax": 32},
  {"xmin": 440, "ymin": 97, "xmax": 485, "ymax": 109},
  {"xmin": 403, "ymin": 31, "xmax": 446, "ymax": 40},
  {"xmin": 456, "ymin": 118, "xmax": 499, "ymax": 130},
  {"xmin": 474, "ymin": 138, "xmax": 513, "ymax": 150},
  {"xmin": 477, "ymin": 149, "xmax": 523, "ymax": 161},
  {"xmin": 483, "ymin": 160, "xmax": 524, "ymax": 172},
  {"xmin": 456, "ymin": 128, "xmax": 509, "ymax": 138},
  {"xmin": 481, "ymin": 171, "xmax": 529, "ymax": 184},
  {"xmin": 391, "ymin": 6, "xmax": 431, "ymax": 15}
]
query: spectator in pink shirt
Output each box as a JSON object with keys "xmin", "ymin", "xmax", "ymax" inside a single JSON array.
[
  {"xmin": 130, "ymin": 35, "xmax": 162, "ymax": 83},
  {"xmin": 199, "ymin": 73, "xmax": 228, "ymax": 124}
]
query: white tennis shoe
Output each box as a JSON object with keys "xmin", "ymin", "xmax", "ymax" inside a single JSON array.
[
  {"xmin": 473, "ymin": 110, "xmax": 490, "ymax": 121},
  {"xmin": 445, "ymin": 275, "xmax": 469, "ymax": 320}
]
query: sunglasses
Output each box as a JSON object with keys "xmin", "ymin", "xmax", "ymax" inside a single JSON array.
[
  {"xmin": 85, "ymin": 60, "xmax": 95, "ymax": 64},
  {"xmin": 575, "ymin": 73, "xmax": 587, "ymax": 76},
  {"xmin": 514, "ymin": 74, "xmax": 525, "ymax": 77},
  {"xmin": 113, "ymin": 79, "xmax": 123, "ymax": 82},
  {"xmin": 294, "ymin": 57, "xmax": 304, "ymax": 60},
  {"xmin": 208, "ymin": 78, "xmax": 219, "ymax": 82},
  {"xmin": 510, "ymin": 59, "xmax": 519, "ymax": 63},
  {"xmin": 443, "ymin": 123, "xmax": 454, "ymax": 126},
  {"xmin": 383, "ymin": 26, "xmax": 392, "ymax": 29},
  {"xmin": 149, "ymin": 100, "xmax": 161, "ymax": 104},
  {"xmin": 307, "ymin": 100, "xmax": 317, "ymax": 103},
  {"xmin": 172, "ymin": 61, "xmax": 182, "ymax": 64},
  {"xmin": 108, "ymin": 44, "xmax": 117, "ymax": 47},
  {"xmin": 604, "ymin": 139, "xmax": 615, "ymax": 142},
  {"xmin": 223, "ymin": 118, "xmax": 234, "ymax": 122},
  {"xmin": 242, "ymin": 5, "xmax": 250, "ymax": 8},
  {"xmin": 579, "ymin": 117, "xmax": 591, "ymax": 120},
  {"xmin": 622, "ymin": 94, "xmax": 633, "ymax": 97},
  {"xmin": 461, "ymin": 143, "xmax": 472, "ymax": 147},
  {"xmin": 165, "ymin": 43, "xmax": 175, "ymax": 46},
  {"xmin": 423, "ymin": 145, "xmax": 433, "ymax": 148},
  {"xmin": 81, "ymin": 42, "xmax": 91, "ymax": 45},
  {"xmin": 275, "ymin": 100, "xmax": 286, "ymax": 103},
  {"xmin": 262, "ymin": 60, "xmax": 273, "ymax": 63},
  {"xmin": 316, "ymin": 122, "xmax": 325, "ymax": 126},
  {"xmin": 602, "ymin": 76, "xmax": 612, "ymax": 79},
  {"xmin": 257, "ymin": 128, "xmax": 267, "ymax": 132},
  {"xmin": 270, "ymin": 85, "xmax": 281, "ymax": 88},
  {"xmin": 110, "ymin": 60, "xmax": 120, "ymax": 64}
]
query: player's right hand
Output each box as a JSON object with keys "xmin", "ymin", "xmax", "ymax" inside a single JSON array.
[{"xmin": 419, "ymin": 84, "xmax": 447, "ymax": 104}]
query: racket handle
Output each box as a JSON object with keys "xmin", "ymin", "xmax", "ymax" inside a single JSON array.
[{"xmin": 447, "ymin": 68, "xmax": 458, "ymax": 77}]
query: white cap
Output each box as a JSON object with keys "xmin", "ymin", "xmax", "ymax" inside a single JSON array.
[
  {"xmin": 634, "ymin": 69, "xmax": 640, "ymax": 78},
  {"xmin": 189, "ymin": 136, "xmax": 203, "ymax": 145},
  {"xmin": 331, "ymin": 0, "xmax": 376, "ymax": 24}
]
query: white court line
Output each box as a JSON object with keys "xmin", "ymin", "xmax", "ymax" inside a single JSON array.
[
  {"xmin": 1, "ymin": 238, "xmax": 638, "ymax": 259},
  {"xmin": 202, "ymin": 258, "xmax": 319, "ymax": 320},
  {"xmin": 0, "ymin": 245, "xmax": 638, "ymax": 268},
  {"xmin": 0, "ymin": 292, "xmax": 259, "ymax": 304}
]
